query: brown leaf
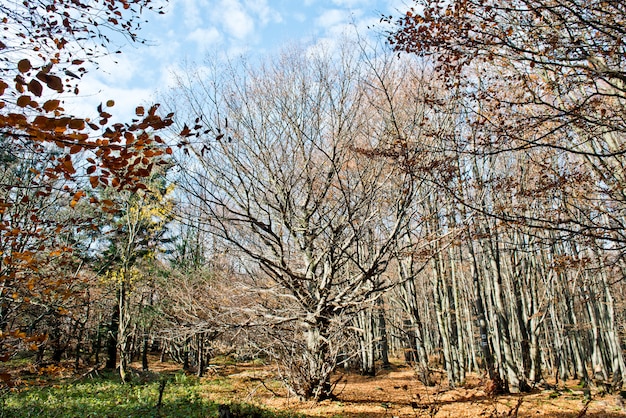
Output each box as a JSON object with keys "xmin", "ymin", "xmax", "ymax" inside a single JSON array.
[
  {"xmin": 43, "ymin": 99, "xmax": 61, "ymax": 112},
  {"xmin": 68, "ymin": 119, "xmax": 85, "ymax": 130},
  {"xmin": 27, "ymin": 79, "xmax": 43, "ymax": 97},
  {"xmin": 17, "ymin": 59, "xmax": 31, "ymax": 73},
  {"xmin": 62, "ymin": 159, "xmax": 76, "ymax": 174},
  {"xmin": 45, "ymin": 74, "xmax": 63, "ymax": 92},
  {"xmin": 16, "ymin": 95, "xmax": 31, "ymax": 108},
  {"xmin": 89, "ymin": 176, "xmax": 99, "ymax": 188}
]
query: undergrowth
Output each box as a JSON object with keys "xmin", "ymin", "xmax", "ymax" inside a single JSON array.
[{"xmin": 0, "ymin": 370, "xmax": 302, "ymax": 418}]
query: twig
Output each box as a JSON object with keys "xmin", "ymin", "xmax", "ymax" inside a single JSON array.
[
  {"xmin": 249, "ymin": 376, "xmax": 282, "ymax": 397},
  {"xmin": 156, "ymin": 379, "xmax": 167, "ymax": 413},
  {"xmin": 72, "ymin": 364, "xmax": 101, "ymax": 382},
  {"xmin": 577, "ymin": 399, "xmax": 591, "ymax": 418},
  {"xmin": 509, "ymin": 397, "xmax": 523, "ymax": 417}
]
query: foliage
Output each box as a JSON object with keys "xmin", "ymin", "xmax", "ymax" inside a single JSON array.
[
  {"xmin": 0, "ymin": 0, "xmax": 183, "ymax": 362},
  {"xmin": 385, "ymin": 0, "xmax": 626, "ymax": 243}
]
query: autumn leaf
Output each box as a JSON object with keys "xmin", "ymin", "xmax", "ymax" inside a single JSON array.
[
  {"xmin": 69, "ymin": 190, "xmax": 85, "ymax": 208},
  {"xmin": 37, "ymin": 72, "xmax": 63, "ymax": 92},
  {"xmin": 62, "ymin": 159, "xmax": 76, "ymax": 174},
  {"xmin": 43, "ymin": 99, "xmax": 61, "ymax": 112},
  {"xmin": 68, "ymin": 119, "xmax": 85, "ymax": 130},
  {"xmin": 17, "ymin": 59, "xmax": 31, "ymax": 73},
  {"xmin": 16, "ymin": 95, "xmax": 31, "ymax": 107},
  {"xmin": 28, "ymin": 79, "xmax": 43, "ymax": 97}
]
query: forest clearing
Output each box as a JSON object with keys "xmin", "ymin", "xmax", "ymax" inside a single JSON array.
[{"xmin": 3, "ymin": 0, "xmax": 626, "ymax": 414}]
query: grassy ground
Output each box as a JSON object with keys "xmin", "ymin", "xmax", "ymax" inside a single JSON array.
[
  {"xmin": 2, "ymin": 357, "xmax": 626, "ymax": 417},
  {"xmin": 0, "ymin": 359, "xmax": 301, "ymax": 418}
]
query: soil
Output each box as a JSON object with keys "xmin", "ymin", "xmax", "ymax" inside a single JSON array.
[{"xmin": 196, "ymin": 360, "xmax": 626, "ymax": 418}]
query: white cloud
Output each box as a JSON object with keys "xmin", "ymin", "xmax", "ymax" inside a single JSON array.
[
  {"xmin": 382, "ymin": 0, "xmax": 412, "ymax": 14},
  {"xmin": 218, "ymin": 0, "xmax": 255, "ymax": 40},
  {"xmin": 179, "ymin": 0, "xmax": 207, "ymax": 29},
  {"xmin": 244, "ymin": 0, "xmax": 282, "ymax": 26},
  {"xmin": 187, "ymin": 27, "xmax": 223, "ymax": 50},
  {"xmin": 331, "ymin": 0, "xmax": 372, "ymax": 7},
  {"xmin": 315, "ymin": 9, "xmax": 349, "ymax": 29},
  {"xmin": 91, "ymin": 54, "xmax": 137, "ymax": 85},
  {"xmin": 63, "ymin": 73, "xmax": 155, "ymax": 123}
]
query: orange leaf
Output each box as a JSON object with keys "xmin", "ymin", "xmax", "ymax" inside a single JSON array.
[
  {"xmin": 43, "ymin": 99, "xmax": 60, "ymax": 112},
  {"xmin": 69, "ymin": 145, "xmax": 82, "ymax": 154},
  {"xmin": 89, "ymin": 176, "xmax": 99, "ymax": 188},
  {"xmin": 70, "ymin": 190, "xmax": 85, "ymax": 208},
  {"xmin": 62, "ymin": 159, "xmax": 76, "ymax": 174}
]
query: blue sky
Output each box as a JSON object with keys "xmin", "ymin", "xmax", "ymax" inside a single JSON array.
[{"xmin": 71, "ymin": 0, "xmax": 409, "ymax": 118}]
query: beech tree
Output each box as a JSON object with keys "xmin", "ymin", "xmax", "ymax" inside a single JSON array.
[
  {"xmin": 0, "ymin": 0, "xmax": 180, "ymax": 360},
  {"xmin": 386, "ymin": 0, "xmax": 626, "ymax": 393},
  {"xmin": 386, "ymin": 0, "xmax": 626, "ymax": 245},
  {"xmin": 0, "ymin": 138, "xmax": 90, "ymax": 360},
  {"xmin": 167, "ymin": 45, "xmax": 416, "ymax": 400}
]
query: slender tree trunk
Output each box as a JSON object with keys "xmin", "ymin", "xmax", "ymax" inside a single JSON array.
[
  {"xmin": 118, "ymin": 280, "xmax": 130, "ymax": 382},
  {"xmin": 377, "ymin": 297, "xmax": 390, "ymax": 368},
  {"xmin": 141, "ymin": 332, "xmax": 149, "ymax": 372},
  {"xmin": 105, "ymin": 308, "xmax": 119, "ymax": 370}
]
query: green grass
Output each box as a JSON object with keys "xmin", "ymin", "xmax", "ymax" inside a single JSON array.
[{"xmin": 0, "ymin": 371, "xmax": 303, "ymax": 418}]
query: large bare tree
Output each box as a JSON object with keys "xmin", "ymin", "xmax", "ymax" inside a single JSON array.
[{"xmin": 167, "ymin": 44, "xmax": 416, "ymax": 400}]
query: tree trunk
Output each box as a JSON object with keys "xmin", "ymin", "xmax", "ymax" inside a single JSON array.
[
  {"xmin": 301, "ymin": 319, "xmax": 333, "ymax": 400},
  {"xmin": 105, "ymin": 308, "xmax": 119, "ymax": 370}
]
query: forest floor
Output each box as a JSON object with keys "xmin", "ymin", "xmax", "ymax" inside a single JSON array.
[
  {"xmin": 194, "ymin": 359, "xmax": 626, "ymax": 418},
  {"xmin": 2, "ymin": 356, "xmax": 626, "ymax": 417}
]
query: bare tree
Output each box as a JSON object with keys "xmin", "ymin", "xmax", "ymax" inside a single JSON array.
[{"xmin": 167, "ymin": 43, "xmax": 415, "ymax": 400}]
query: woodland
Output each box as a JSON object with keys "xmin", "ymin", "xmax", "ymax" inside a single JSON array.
[{"xmin": 1, "ymin": 0, "xmax": 626, "ymax": 415}]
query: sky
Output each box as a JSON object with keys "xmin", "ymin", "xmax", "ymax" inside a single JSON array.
[{"xmin": 71, "ymin": 0, "xmax": 410, "ymax": 119}]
